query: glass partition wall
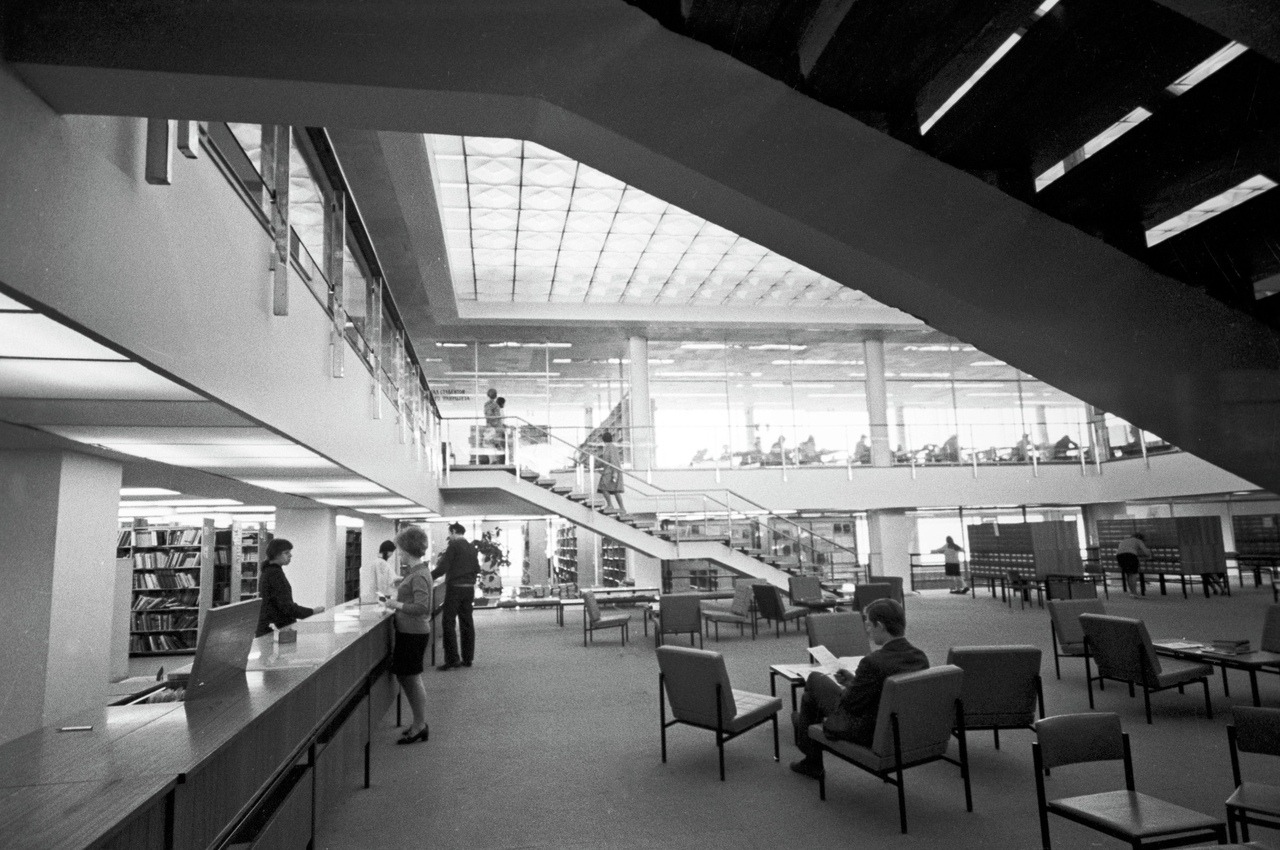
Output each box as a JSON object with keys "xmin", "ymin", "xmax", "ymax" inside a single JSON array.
[{"xmin": 430, "ymin": 331, "xmax": 1163, "ymax": 471}]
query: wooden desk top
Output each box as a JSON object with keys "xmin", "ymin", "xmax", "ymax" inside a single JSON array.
[
  {"xmin": 0, "ymin": 602, "xmax": 393, "ymax": 849},
  {"xmin": 0, "ymin": 776, "xmax": 174, "ymax": 850}
]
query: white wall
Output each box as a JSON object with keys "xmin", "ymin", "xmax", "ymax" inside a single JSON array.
[
  {"xmin": 0, "ymin": 66, "xmax": 440, "ymax": 511},
  {"xmin": 274, "ymin": 507, "xmax": 339, "ymax": 609}
]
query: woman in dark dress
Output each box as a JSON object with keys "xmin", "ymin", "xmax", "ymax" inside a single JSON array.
[{"xmin": 255, "ymin": 538, "xmax": 325, "ymax": 637}]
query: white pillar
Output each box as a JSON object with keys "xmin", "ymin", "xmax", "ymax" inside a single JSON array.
[
  {"xmin": 628, "ymin": 335, "xmax": 653, "ymax": 469},
  {"xmin": 0, "ymin": 450, "xmax": 122, "ymax": 744},
  {"xmin": 863, "ymin": 338, "xmax": 891, "ymax": 467},
  {"xmin": 274, "ymin": 506, "xmax": 340, "ymax": 608},
  {"xmin": 866, "ymin": 509, "xmax": 913, "ymax": 583}
]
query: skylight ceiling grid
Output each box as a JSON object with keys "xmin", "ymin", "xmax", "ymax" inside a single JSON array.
[{"xmin": 430, "ymin": 134, "xmax": 872, "ymax": 309}]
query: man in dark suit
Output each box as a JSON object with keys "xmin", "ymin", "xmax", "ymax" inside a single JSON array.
[
  {"xmin": 431, "ymin": 522, "xmax": 481, "ymax": 670},
  {"xmin": 790, "ymin": 598, "xmax": 928, "ymax": 778}
]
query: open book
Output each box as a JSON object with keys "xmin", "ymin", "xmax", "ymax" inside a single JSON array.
[{"xmin": 808, "ymin": 645, "xmax": 862, "ymax": 675}]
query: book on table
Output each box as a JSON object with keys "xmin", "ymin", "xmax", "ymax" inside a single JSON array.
[
  {"xmin": 1209, "ymin": 639, "xmax": 1251, "ymax": 655},
  {"xmin": 808, "ymin": 645, "xmax": 862, "ymax": 674}
]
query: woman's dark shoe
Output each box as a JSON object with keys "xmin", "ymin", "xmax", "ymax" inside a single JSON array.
[
  {"xmin": 437, "ymin": 661, "xmax": 460, "ymax": 671},
  {"xmin": 397, "ymin": 725, "xmax": 429, "ymax": 745}
]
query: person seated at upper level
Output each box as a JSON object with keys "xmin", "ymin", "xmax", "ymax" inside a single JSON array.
[
  {"xmin": 932, "ymin": 434, "xmax": 960, "ymax": 463},
  {"xmin": 1052, "ymin": 434, "xmax": 1079, "ymax": 459},
  {"xmin": 854, "ymin": 434, "xmax": 871, "ymax": 464},
  {"xmin": 796, "ymin": 434, "xmax": 820, "ymax": 464}
]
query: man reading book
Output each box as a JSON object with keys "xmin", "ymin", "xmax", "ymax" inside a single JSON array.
[{"xmin": 789, "ymin": 598, "xmax": 928, "ymax": 779}]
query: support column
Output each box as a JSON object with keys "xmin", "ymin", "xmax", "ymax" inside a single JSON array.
[
  {"xmin": 1035, "ymin": 404, "xmax": 1051, "ymax": 446},
  {"xmin": 359, "ymin": 516, "xmax": 397, "ymax": 577},
  {"xmin": 894, "ymin": 405, "xmax": 908, "ymax": 458},
  {"xmin": 274, "ymin": 507, "xmax": 340, "ymax": 609},
  {"xmin": 0, "ymin": 450, "xmax": 122, "ymax": 744},
  {"xmin": 628, "ymin": 335, "xmax": 654, "ymax": 470},
  {"xmin": 866, "ymin": 508, "xmax": 913, "ymax": 583},
  {"xmin": 863, "ymin": 338, "xmax": 891, "ymax": 466}
]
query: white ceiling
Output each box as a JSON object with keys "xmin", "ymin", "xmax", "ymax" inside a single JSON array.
[{"xmin": 430, "ymin": 134, "xmax": 882, "ymax": 310}]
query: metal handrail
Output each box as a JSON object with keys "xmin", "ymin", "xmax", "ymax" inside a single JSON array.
[{"xmin": 441, "ymin": 414, "xmax": 862, "ymax": 571}]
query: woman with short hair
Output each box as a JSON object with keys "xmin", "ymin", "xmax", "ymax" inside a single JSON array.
[
  {"xmin": 385, "ymin": 524, "xmax": 434, "ymax": 744},
  {"xmin": 255, "ymin": 538, "xmax": 324, "ymax": 637}
]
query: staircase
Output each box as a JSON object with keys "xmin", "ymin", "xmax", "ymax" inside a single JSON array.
[{"xmin": 441, "ymin": 466, "xmax": 814, "ymax": 590}]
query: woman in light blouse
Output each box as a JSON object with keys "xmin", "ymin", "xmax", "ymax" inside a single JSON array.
[{"xmin": 384, "ymin": 525, "xmax": 434, "ymax": 744}]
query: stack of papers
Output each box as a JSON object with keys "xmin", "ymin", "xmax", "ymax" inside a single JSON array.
[
  {"xmin": 1209, "ymin": 639, "xmax": 1252, "ymax": 655},
  {"xmin": 808, "ymin": 646, "xmax": 862, "ymax": 674}
]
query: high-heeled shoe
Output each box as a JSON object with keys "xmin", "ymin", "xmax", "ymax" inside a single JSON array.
[{"xmin": 396, "ymin": 725, "xmax": 430, "ymax": 745}]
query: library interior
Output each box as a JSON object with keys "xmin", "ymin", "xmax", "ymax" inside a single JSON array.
[{"xmin": 4, "ymin": 2, "xmax": 1280, "ymax": 849}]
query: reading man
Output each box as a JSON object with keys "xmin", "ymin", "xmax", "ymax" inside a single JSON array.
[{"xmin": 790, "ymin": 598, "xmax": 928, "ymax": 779}]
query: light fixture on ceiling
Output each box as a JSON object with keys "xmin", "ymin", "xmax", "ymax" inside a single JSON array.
[
  {"xmin": 680, "ymin": 342, "xmax": 731, "ymax": 350},
  {"xmin": 1166, "ymin": 41, "xmax": 1247, "ymax": 96},
  {"xmin": 335, "ymin": 516, "xmax": 366, "ymax": 528},
  {"xmin": 1035, "ymin": 107, "xmax": 1152, "ymax": 192},
  {"xmin": 119, "ymin": 498, "xmax": 243, "ymax": 508},
  {"xmin": 969, "ymin": 360, "xmax": 1007, "ymax": 367},
  {"xmin": 436, "ymin": 342, "xmax": 469, "ymax": 348},
  {"xmin": 920, "ymin": 32, "xmax": 1023, "ymax": 134},
  {"xmin": 1145, "ymin": 174, "xmax": 1278, "ymax": 247},
  {"xmin": 242, "ymin": 478, "xmax": 390, "ymax": 495},
  {"xmin": 119, "ymin": 487, "xmax": 181, "ymax": 497},
  {"xmin": 748, "ymin": 344, "xmax": 808, "ymax": 351}
]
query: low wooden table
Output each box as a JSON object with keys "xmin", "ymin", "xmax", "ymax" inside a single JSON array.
[{"xmin": 1152, "ymin": 640, "xmax": 1280, "ymax": 707}]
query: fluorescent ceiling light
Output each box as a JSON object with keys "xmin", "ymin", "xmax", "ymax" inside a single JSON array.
[
  {"xmin": 1166, "ymin": 41, "xmax": 1248, "ymax": 96},
  {"xmin": 771, "ymin": 359, "xmax": 862, "ymax": 366},
  {"xmin": 552, "ymin": 358, "xmax": 572, "ymax": 364},
  {"xmin": 0, "ymin": 291, "xmax": 32, "ymax": 311},
  {"xmin": 808, "ymin": 393, "xmax": 864, "ymax": 398},
  {"xmin": 486, "ymin": 341, "xmax": 569, "ymax": 348},
  {"xmin": 1145, "ymin": 174, "xmax": 1278, "ymax": 247},
  {"xmin": 969, "ymin": 360, "xmax": 1007, "ymax": 367},
  {"xmin": 967, "ymin": 392, "xmax": 1023, "ymax": 397},
  {"xmin": 120, "ymin": 487, "xmax": 180, "ymax": 497},
  {"xmin": 748, "ymin": 344, "xmax": 807, "ymax": 351},
  {"xmin": 242, "ymin": 478, "xmax": 390, "ymax": 495},
  {"xmin": 119, "ymin": 498, "xmax": 243, "ymax": 508},
  {"xmin": 0, "ymin": 313, "xmax": 128, "ymax": 360},
  {"xmin": 920, "ymin": 33, "xmax": 1022, "ymax": 134},
  {"xmin": 1035, "ymin": 107, "xmax": 1152, "ymax": 191},
  {"xmin": 1033, "ymin": 0, "xmax": 1060, "ymax": 16},
  {"xmin": 0, "ymin": 360, "xmax": 201, "ymax": 401},
  {"xmin": 903, "ymin": 344, "xmax": 973, "ymax": 352},
  {"xmin": 653, "ymin": 371, "xmax": 738, "ymax": 378},
  {"xmin": 680, "ymin": 343, "xmax": 730, "ymax": 350},
  {"xmin": 436, "ymin": 342, "xmax": 469, "ymax": 348},
  {"xmin": 335, "ymin": 516, "xmax": 365, "ymax": 528},
  {"xmin": 898, "ymin": 372, "xmax": 951, "ymax": 379},
  {"xmin": 170, "ymin": 505, "xmax": 275, "ymax": 514},
  {"xmin": 314, "ymin": 497, "xmax": 416, "ymax": 507},
  {"xmin": 444, "ymin": 371, "xmax": 560, "ymax": 377}
]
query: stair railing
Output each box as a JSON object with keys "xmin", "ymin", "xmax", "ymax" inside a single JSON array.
[{"xmin": 441, "ymin": 415, "xmax": 863, "ymax": 583}]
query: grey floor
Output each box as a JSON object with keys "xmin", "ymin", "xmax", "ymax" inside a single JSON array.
[{"xmin": 316, "ymin": 582, "xmax": 1280, "ymax": 850}]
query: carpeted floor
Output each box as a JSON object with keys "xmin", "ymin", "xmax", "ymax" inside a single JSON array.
[{"xmin": 316, "ymin": 582, "xmax": 1280, "ymax": 849}]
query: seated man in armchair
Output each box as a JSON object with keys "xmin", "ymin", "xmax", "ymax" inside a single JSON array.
[{"xmin": 789, "ymin": 599, "xmax": 928, "ymax": 778}]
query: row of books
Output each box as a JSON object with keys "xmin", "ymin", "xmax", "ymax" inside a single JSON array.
[
  {"xmin": 119, "ymin": 527, "xmax": 203, "ymax": 548},
  {"xmin": 132, "ymin": 611, "xmax": 198, "ymax": 631},
  {"xmin": 129, "ymin": 633, "xmax": 196, "ymax": 653},
  {"xmin": 1208, "ymin": 638, "xmax": 1251, "ymax": 655},
  {"xmin": 131, "ymin": 550, "xmax": 201, "ymax": 570},
  {"xmin": 132, "ymin": 591, "xmax": 199, "ymax": 610},
  {"xmin": 133, "ymin": 570, "xmax": 199, "ymax": 590}
]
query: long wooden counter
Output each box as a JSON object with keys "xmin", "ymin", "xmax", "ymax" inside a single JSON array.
[{"xmin": 0, "ymin": 602, "xmax": 395, "ymax": 850}]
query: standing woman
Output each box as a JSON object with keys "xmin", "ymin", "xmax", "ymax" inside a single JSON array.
[
  {"xmin": 932, "ymin": 535, "xmax": 968, "ymax": 595},
  {"xmin": 255, "ymin": 538, "xmax": 325, "ymax": 637},
  {"xmin": 385, "ymin": 525, "xmax": 434, "ymax": 744},
  {"xmin": 596, "ymin": 431, "xmax": 627, "ymax": 514}
]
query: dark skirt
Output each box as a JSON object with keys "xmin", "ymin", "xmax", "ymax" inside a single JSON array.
[
  {"xmin": 1117, "ymin": 553, "xmax": 1140, "ymax": 575},
  {"xmin": 944, "ymin": 561, "xmax": 961, "ymax": 577},
  {"xmin": 391, "ymin": 630, "xmax": 429, "ymax": 676}
]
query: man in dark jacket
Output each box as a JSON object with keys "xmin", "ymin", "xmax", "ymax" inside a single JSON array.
[
  {"xmin": 431, "ymin": 522, "xmax": 481, "ymax": 670},
  {"xmin": 790, "ymin": 598, "xmax": 928, "ymax": 778}
]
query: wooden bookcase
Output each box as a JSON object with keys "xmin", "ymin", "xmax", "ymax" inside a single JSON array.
[
  {"xmin": 122, "ymin": 518, "xmax": 215, "ymax": 656},
  {"xmin": 554, "ymin": 523, "xmax": 578, "ymax": 585},
  {"xmin": 343, "ymin": 529, "xmax": 362, "ymax": 602},
  {"xmin": 601, "ymin": 537, "xmax": 627, "ymax": 587},
  {"xmin": 1232, "ymin": 514, "xmax": 1280, "ymax": 584},
  {"xmin": 231, "ymin": 522, "xmax": 269, "ymax": 602}
]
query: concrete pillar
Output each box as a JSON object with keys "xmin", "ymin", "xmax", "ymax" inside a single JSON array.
[
  {"xmin": 894, "ymin": 405, "xmax": 908, "ymax": 456},
  {"xmin": 628, "ymin": 335, "xmax": 654, "ymax": 469},
  {"xmin": 359, "ymin": 515, "xmax": 397, "ymax": 576},
  {"xmin": 863, "ymin": 338, "xmax": 891, "ymax": 466},
  {"xmin": 1035, "ymin": 404, "xmax": 1051, "ymax": 446},
  {"xmin": 0, "ymin": 450, "xmax": 122, "ymax": 744},
  {"xmin": 866, "ymin": 508, "xmax": 914, "ymax": 583},
  {"xmin": 274, "ymin": 506, "xmax": 340, "ymax": 608}
]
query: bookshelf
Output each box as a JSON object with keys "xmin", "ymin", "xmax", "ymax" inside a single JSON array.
[
  {"xmin": 212, "ymin": 528, "xmax": 233, "ymax": 606},
  {"xmin": 554, "ymin": 523, "xmax": 578, "ymax": 585},
  {"xmin": 1096, "ymin": 517, "xmax": 1226, "ymax": 597},
  {"xmin": 966, "ymin": 521, "xmax": 1082, "ymax": 598},
  {"xmin": 1231, "ymin": 514, "xmax": 1280, "ymax": 585},
  {"xmin": 122, "ymin": 518, "xmax": 215, "ymax": 656},
  {"xmin": 231, "ymin": 522, "xmax": 269, "ymax": 602},
  {"xmin": 601, "ymin": 537, "xmax": 627, "ymax": 587},
  {"xmin": 343, "ymin": 529, "xmax": 362, "ymax": 602}
]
